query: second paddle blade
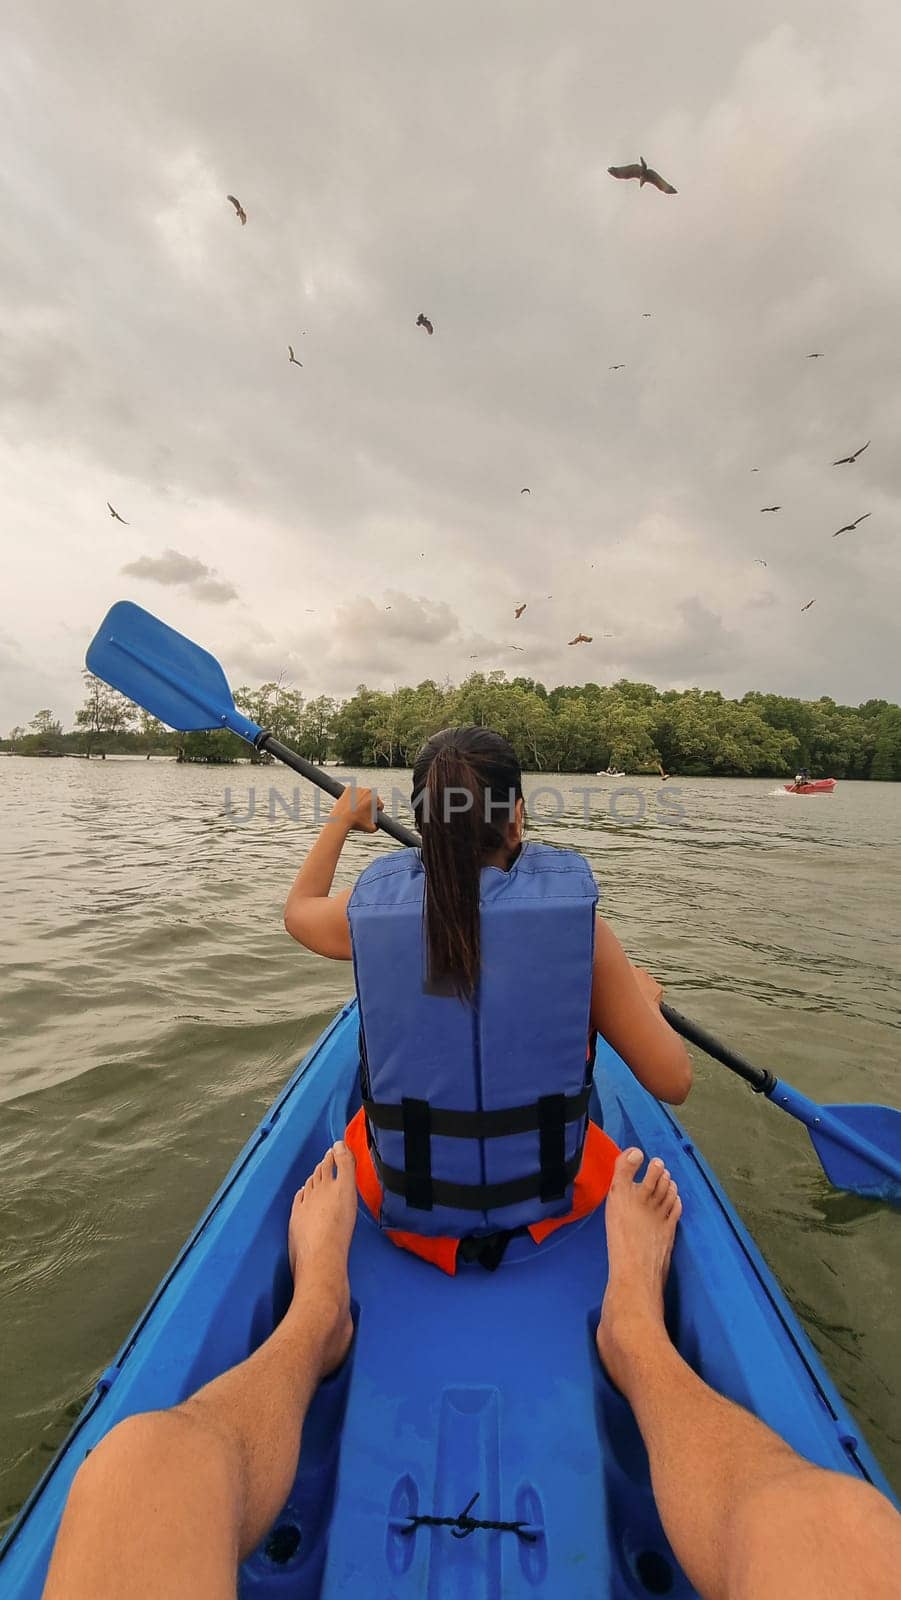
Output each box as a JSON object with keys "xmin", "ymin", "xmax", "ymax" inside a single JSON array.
[{"xmin": 86, "ymin": 601, "xmax": 261, "ymax": 738}]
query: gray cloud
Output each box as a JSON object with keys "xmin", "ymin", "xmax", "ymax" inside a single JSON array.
[
  {"xmin": 120, "ymin": 549, "xmax": 238, "ymax": 604},
  {"xmin": 1, "ymin": 1, "xmax": 900, "ymax": 728}
]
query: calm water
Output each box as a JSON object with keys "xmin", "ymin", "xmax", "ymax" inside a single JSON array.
[{"xmin": 1, "ymin": 757, "xmax": 899, "ymax": 1529}]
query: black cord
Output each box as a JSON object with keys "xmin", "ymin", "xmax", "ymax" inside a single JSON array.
[{"xmin": 403, "ymin": 1491, "xmax": 537, "ymax": 1543}]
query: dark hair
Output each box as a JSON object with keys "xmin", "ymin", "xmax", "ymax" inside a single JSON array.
[{"xmin": 411, "ymin": 726, "xmax": 523, "ymax": 998}]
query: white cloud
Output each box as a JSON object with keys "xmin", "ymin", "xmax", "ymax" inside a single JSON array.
[
  {"xmin": 1, "ymin": 2, "xmax": 899, "ymax": 732},
  {"xmin": 121, "ymin": 549, "xmax": 238, "ymax": 603}
]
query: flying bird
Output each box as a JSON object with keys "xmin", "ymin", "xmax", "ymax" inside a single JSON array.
[
  {"xmin": 568, "ymin": 633, "xmax": 592, "ymax": 645},
  {"xmin": 226, "ymin": 194, "xmax": 247, "ymax": 225},
  {"xmin": 288, "ymin": 345, "xmax": 302, "ymax": 366},
  {"xmin": 607, "ymin": 157, "xmax": 677, "ymax": 195},
  {"xmin": 801, "ymin": 599, "xmax": 816, "ymax": 613},
  {"xmin": 514, "ymin": 603, "xmax": 527, "ymax": 619},
  {"xmin": 415, "ymin": 313, "xmax": 434, "ymax": 336},
  {"xmin": 754, "ymin": 559, "xmax": 768, "ymax": 567},
  {"xmin": 508, "ymin": 645, "xmax": 525, "ymax": 651},
  {"xmin": 641, "ymin": 312, "xmax": 652, "ymax": 318},
  {"xmin": 750, "ymin": 467, "xmax": 759, "ymax": 472},
  {"xmin": 833, "ymin": 512, "xmax": 871, "ymax": 537},
  {"xmin": 833, "ymin": 441, "xmax": 870, "ymax": 465},
  {"xmin": 807, "ymin": 352, "xmax": 824, "ymax": 359},
  {"xmin": 760, "ymin": 505, "xmax": 781, "ymax": 513},
  {"xmin": 521, "ymin": 487, "xmax": 531, "ymax": 495},
  {"xmin": 107, "ymin": 502, "xmax": 128, "ymax": 524},
  {"xmin": 609, "ymin": 364, "xmax": 625, "ymax": 371}
]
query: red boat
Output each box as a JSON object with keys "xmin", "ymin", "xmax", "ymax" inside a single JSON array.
[{"xmin": 784, "ymin": 778, "xmax": 837, "ymax": 794}]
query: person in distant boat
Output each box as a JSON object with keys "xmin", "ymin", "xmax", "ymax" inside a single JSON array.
[
  {"xmin": 793, "ymin": 768, "xmax": 810, "ymax": 790},
  {"xmin": 43, "ymin": 1141, "xmax": 901, "ymax": 1600},
  {"xmin": 283, "ymin": 727, "xmax": 692, "ymax": 1272}
]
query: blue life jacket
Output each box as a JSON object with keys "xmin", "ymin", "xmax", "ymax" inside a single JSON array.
[{"xmin": 346, "ymin": 842, "xmax": 598, "ymax": 1237}]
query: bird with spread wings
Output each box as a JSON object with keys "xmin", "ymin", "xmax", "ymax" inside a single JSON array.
[
  {"xmin": 416, "ymin": 313, "xmax": 434, "ymax": 335},
  {"xmin": 607, "ymin": 156, "xmax": 677, "ymax": 195},
  {"xmin": 226, "ymin": 194, "xmax": 247, "ymax": 225},
  {"xmin": 568, "ymin": 633, "xmax": 592, "ymax": 645},
  {"xmin": 833, "ymin": 441, "xmax": 870, "ymax": 465},
  {"xmin": 833, "ymin": 513, "xmax": 871, "ymax": 537}
]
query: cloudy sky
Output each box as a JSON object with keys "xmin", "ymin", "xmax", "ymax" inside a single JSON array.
[{"xmin": 2, "ymin": 0, "xmax": 900, "ymax": 729}]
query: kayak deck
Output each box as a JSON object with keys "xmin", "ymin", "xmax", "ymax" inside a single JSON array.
[{"xmin": 1, "ymin": 1002, "xmax": 893, "ymax": 1598}]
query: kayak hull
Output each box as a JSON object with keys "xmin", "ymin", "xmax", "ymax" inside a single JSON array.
[
  {"xmin": 785, "ymin": 779, "xmax": 837, "ymax": 794},
  {"xmin": 0, "ymin": 1002, "xmax": 893, "ymax": 1597}
]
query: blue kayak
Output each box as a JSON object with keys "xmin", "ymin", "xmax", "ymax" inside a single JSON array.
[{"xmin": 1, "ymin": 1002, "xmax": 895, "ymax": 1597}]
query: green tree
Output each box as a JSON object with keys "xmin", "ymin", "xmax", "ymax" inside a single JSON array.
[
  {"xmin": 871, "ymin": 708, "xmax": 901, "ymax": 781},
  {"xmin": 234, "ymin": 681, "xmax": 305, "ymax": 760},
  {"xmin": 135, "ymin": 709, "xmax": 170, "ymax": 756},
  {"xmin": 298, "ymin": 696, "xmax": 336, "ymax": 763},
  {"xmin": 177, "ymin": 729, "xmax": 245, "ymax": 763},
  {"xmin": 21, "ymin": 709, "xmax": 64, "ymax": 755},
  {"xmin": 75, "ymin": 672, "xmax": 136, "ymax": 757}
]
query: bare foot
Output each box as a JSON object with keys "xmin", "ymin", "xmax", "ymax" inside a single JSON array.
[
  {"xmin": 286, "ymin": 1141, "xmax": 357, "ymax": 1378},
  {"xmin": 596, "ymin": 1148, "xmax": 682, "ymax": 1395}
]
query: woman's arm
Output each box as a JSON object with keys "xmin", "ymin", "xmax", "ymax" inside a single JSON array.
[
  {"xmin": 283, "ymin": 786, "xmax": 382, "ymax": 960},
  {"xmin": 590, "ymin": 916, "xmax": 693, "ymax": 1104}
]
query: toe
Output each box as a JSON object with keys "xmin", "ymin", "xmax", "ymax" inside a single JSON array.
[
  {"xmin": 664, "ymin": 1185, "xmax": 681, "ymax": 1221},
  {"xmin": 611, "ymin": 1148, "xmax": 644, "ymax": 1189},
  {"xmin": 642, "ymin": 1157, "xmax": 666, "ymax": 1199},
  {"xmin": 333, "ymin": 1139, "xmax": 355, "ymax": 1180}
]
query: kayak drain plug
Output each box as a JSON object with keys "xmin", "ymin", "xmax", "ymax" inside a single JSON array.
[
  {"xmin": 634, "ymin": 1549, "xmax": 674, "ymax": 1594},
  {"xmin": 264, "ymin": 1523, "xmax": 302, "ymax": 1564}
]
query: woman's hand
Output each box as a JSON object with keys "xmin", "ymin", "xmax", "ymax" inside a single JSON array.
[
  {"xmin": 328, "ymin": 785, "xmax": 383, "ymax": 834},
  {"xmin": 630, "ymin": 965, "xmax": 663, "ymax": 1009}
]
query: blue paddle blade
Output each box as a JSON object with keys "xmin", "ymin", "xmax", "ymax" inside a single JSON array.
[
  {"xmin": 86, "ymin": 602, "xmax": 263, "ymax": 743},
  {"xmin": 807, "ymin": 1104, "xmax": 901, "ymax": 1204},
  {"xmin": 770, "ymin": 1082, "xmax": 901, "ymax": 1203}
]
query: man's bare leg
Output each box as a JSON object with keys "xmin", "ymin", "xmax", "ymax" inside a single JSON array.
[
  {"xmin": 596, "ymin": 1148, "xmax": 901, "ymax": 1600},
  {"xmin": 43, "ymin": 1140, "xmax": 358, "ymax": 1600}
]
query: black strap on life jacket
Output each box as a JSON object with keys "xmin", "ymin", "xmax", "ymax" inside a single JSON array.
[
  {"xmin": 369, "ymin": 1132, "xmax": 584, "ymax": 1213},
  {"xmin": 359, "ymin": 1029, "xmax": 593, "ymax": 1214},
  {"xmin": 362, "ymin": 1085, "xmax": 592, "ymax": 1141}
]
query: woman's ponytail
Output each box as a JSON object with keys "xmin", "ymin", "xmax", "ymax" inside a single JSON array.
[{"xmin": 412, "ymin": 726, "xmax": 522, "ymax": 998}]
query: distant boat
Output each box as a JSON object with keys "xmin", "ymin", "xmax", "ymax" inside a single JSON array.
[
  {"xmin": 597, "ymin": 768, "xmax": 626, "ymax": 777},
  {"xmin": 785, "ymin": 778, "xmax": 837, "ymax": 795}
]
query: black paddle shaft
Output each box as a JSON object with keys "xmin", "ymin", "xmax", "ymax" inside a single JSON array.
[
  {"xmin": 660, "ymin": 1004, "xmax": 776, "ymax": 1095},
  {"xmin": 256, "ymin": 734, "xmax": 420, "ymax": 850}
]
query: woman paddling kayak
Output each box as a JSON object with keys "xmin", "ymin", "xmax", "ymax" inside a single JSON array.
[{"xmin": 283, "ymin": 726, "xmax": 691, "ymax": 1269}]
